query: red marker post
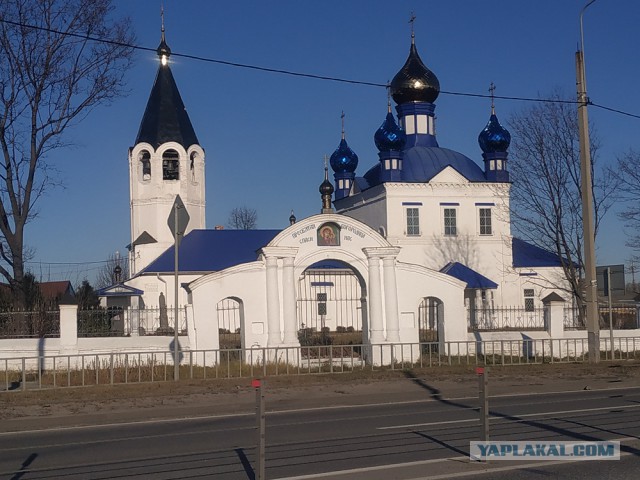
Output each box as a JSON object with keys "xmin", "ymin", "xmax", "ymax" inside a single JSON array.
[
  {"xmin": 254, "ymin": 379, "xmax": 265, "ymax": 480},
  {"xmin": 477, "ymin": 367, "xmax": 489, "ymax": 443}
]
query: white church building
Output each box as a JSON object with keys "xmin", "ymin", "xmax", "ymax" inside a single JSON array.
[{"xmin": 99, "ymin": 28, "xmax": 569, "ymax": 360}]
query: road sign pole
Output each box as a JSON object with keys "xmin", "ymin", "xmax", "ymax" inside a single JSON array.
[
  {"xmin": 174, "ymin": 203, "xmax": 179, "ymax": 381},
  {"xmin": 253, "ymin": 379, "xmax": 266, "ymax": 480},
  {"xmin": 168, "ymin": 195, "xmax": 189, "ymax": 382},
  {"xmin": 477, "ymin": 367, "xmax": 489, "ymax": 443},
  {"xmin": 607, "ymin": 268, "xmax": 614, "ymax": 359}
]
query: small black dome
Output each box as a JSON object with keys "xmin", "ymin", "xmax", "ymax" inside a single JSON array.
[
  {"xmin": 157, "ymin": 38, "xmax": 171, "ymax": 59},
  {"xmin": 319, "ymin": 177, "xmax": 334, "ymax": 196},
  {"xmin": 390, "ymin": 42, "xmax": 440, "ymax": 104}
]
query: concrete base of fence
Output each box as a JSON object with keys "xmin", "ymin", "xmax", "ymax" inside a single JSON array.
[{"xmin": 365, "ymin": 343, "xmax": 420, "ymax": 366}]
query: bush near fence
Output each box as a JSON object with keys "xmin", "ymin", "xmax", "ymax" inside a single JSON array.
[{"xmin": 0, "ymin": 310, "xmax": 59, "ymax": 338}]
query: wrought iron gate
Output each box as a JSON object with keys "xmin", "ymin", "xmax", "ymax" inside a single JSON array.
[
  {"xmin": 418, "ymin": 297, "xmax": 442, "ymax": 342},
  {"xmin": 297, "ymin": 268, "xmax": 363, "ymax": 333},
  {"xmin": 216, "ymin": 297, "xmax": 242, "ymax": 348}
]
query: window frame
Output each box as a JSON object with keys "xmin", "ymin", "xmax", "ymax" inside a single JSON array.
[
  {"xmin": 479, "ymin": 207, "xmax": 492, "ymax": 236},
  {"xmin": 405, "ymin": 207, "xmax": 420, "ymax": 236},
  {"xmin": 524, "ymin": 288, "xmax": 535, "ymax": 312},
  {"xmin": 443, "ymin": 208, "xmax": 457, "ymax": 236}
]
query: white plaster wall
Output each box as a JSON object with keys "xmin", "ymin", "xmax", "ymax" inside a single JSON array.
[
  {"xmin": 188, "ymin": 262, "xmax": 268, "ymax": 351},
  {"xmin": 336, "ymin": 177, "xmax": 570, "ymax": 309},
  {"xmin": 129, "ymin": 142, "xmax": 206, "ymax": 275},
  {"xmin": 335, "ymin": 185, "xmax": 388, "ymax": 237},
  {"xmin": 127, "ymin": 273, "xmax": 202, "ymax": 309},
  {"xmin": 395, "ymin": 263, "xmax": 467, "ymax": 344},
  {"xmin": 0, "ymin": 336, "xmax": 189, "ymax": 369}
]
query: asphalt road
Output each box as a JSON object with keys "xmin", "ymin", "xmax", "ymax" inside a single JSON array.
[{"xmin": 1, "ymin": 385, "xmax": 639, "ymax": 479}]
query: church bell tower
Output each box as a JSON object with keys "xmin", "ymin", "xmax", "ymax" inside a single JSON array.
[{"xmin": 128, "ymin": 25, "xmax": 206, "ymax": 275}]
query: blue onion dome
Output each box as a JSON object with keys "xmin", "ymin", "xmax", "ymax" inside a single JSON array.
[
  {"xmin": 478, "ymin": 113, "xmax": 511, "ymax": 153},
  {"xmin": 374, "ymin": 112, "xmax": 406, "ymax": 151},
  {"xmin": 390, "ymin": 41, "xmax": 440, "ymax": 104},
  {"xmin": 330, "ymin": 138, "xmax": 359, "ymax": 174}
]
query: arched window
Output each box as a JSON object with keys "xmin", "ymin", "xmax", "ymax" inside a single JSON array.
[
  {"xmin": 139, "ymin": 150, "xmax": 151, "ymax": 181},
  {"xmin": 162, "ymin": 149, "xmax": 180, "ymax": 180},
  {"xmin": 190, "ymin": 151, "xmax": 197, "ymax": 181}
]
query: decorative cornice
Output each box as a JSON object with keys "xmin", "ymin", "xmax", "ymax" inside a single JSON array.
[
  {"xmin": 362, "ymin": 246, "xmax": 402, "ymax": 259},
  {"xmin": 260, "ymin": 246, "xmax": 299, "ymax": 259}
]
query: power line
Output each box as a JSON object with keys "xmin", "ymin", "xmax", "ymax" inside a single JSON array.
[
  {"xmin": 591, "ymin": 103, "xmax": 640, "ymax": 120},
  {"xmin": 25, "ymin": 260, "xmax": 111, "ymax": 266},
  {"xmin": 2, "ymin": 17, "xmax": 639, "ymax": 118}
]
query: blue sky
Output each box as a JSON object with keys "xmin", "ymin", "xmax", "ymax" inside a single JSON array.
[{"xmin": 23, "ymin": 0, "xmax": 640, "ymax": 284}]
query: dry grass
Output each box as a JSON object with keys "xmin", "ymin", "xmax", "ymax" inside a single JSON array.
[{"xmin": 1, "ymin": 360, "xmax": 638, "ymax": 412}]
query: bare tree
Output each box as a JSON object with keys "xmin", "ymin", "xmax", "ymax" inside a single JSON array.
[
  {"xmin": 611, "ymin": 150, "xmax": 640, "ymax": 254},
  {"xmin": 507, "ymin": 92, "xmax": 617, "ymax": 309},
  {"xmin": 75, "ymin": 279, "xmax": 99, "ymax": 309},
  {"xmin": 0, "ymin": 0, "xmax": 134, "ymax": 306},
  {"xmin": 227, "ymin": 206, "xmax": 258, "ymax": 230},
  {"xmin": 95, "ymin": 252, "xmax": 129, "ymax": 289}
]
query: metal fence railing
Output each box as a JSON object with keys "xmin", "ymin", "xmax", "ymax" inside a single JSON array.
[
  {"xmin": 0, "ymin": 310, "xmax": 60, "ymax": 338},
  {"xmin": 564, "ymin": 304, "xmax": 640, "ymax": 330},
  {"xmin": 2, "ymin": 337, "xmax": 639, "ymax": 392},
  {"xmin": 0, "ymin": 307, "xmax": 189, "ymax": 339},
  {"xmin": 468, "ymin": 306, "xmax": 546, "ymax": 331},
  {"xmin": 77, "ymin": 307, "xmax": 188, "ymax": 337}
]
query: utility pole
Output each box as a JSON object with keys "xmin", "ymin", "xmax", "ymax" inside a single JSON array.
[{"xmin": 576, "ymin": 0, "xmax": 599, "ymax": 363}]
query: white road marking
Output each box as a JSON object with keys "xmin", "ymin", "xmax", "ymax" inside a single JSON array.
[
  {"xmin": 1, "ymin": 383, "xmax": 638, "ymax": 436},
  {"xmin": 377, "ymin": 403, "xmax": 640, "ymax": 430}
]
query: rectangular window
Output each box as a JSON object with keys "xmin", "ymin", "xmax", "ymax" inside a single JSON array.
[
  {"xmin": 317, "ymin": 292, "xmax": 327, "ymax": 316},
  {"xmin": 406, "ymin": 207, "xmax": 420, "ymax": 236},
  {"xmin": 479, "ymin": 208, "xmax": 492, "ymax": 235},
  {"xmin": 444, "ymin": 208, "xmax": 457, "ymax": 236},
  {"xmin": 524, "ymin": 288, "xmax": 535, "ymax": 312}
]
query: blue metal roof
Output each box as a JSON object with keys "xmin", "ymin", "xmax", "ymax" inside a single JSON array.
[
  {"xmin": 512, "ymin": 237, "xmax": 564, "ymax": 268},
  {"xmin": 138, "ymin": 229, "xmax": 281, "ymax": 275},
  {"xmin": 440, "ymin": 262, "xmax": 498, "ymax": 289},
  {"xmin": 362, "ymin": 146, "xmax": 486, "ymax": 188}
]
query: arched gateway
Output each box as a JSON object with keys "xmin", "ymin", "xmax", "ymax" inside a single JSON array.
[{"xmin": 186, "ymin": 213, "xmax": 467, "ymax": 363}]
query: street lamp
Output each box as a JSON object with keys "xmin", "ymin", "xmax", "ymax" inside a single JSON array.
[{"xmin": 576, "ymin": 0, "xmax": 599, "ymax": 363}]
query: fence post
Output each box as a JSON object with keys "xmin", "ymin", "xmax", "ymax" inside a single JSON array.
[
  {"xmin": 21, "ymin": 357, "xmax": 26, "ymax": 391},
  {"xmin": 59, "ymin": 300, "xmax": 79, "ymax": 355},
  {"xmin": 110, "ymin": 353, "xmax": 114, "ymax": 385},
  {"xmin": 542, "ymin": 293, "xmax": 566, "ymax": 343}
]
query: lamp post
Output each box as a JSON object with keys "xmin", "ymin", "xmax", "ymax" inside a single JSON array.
[{"xmin": 576, "ymin": 0, "xmax": 599, "ymax": 363}]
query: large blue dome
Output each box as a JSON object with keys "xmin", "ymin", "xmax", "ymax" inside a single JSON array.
[
  {"xmin": 374, "ymin": 112, "xmax": 406, "ymax": 152},
  {"xmin": 362, "ymin": 146, "xmax": 486, "ymax": 185},
  {"xmin": 478, "ymin": 114, "xmax": 511, "ymax": 153},
  {"xmin": 330, "ymin": 138, "xmax": 359, "ymax": 174}
]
